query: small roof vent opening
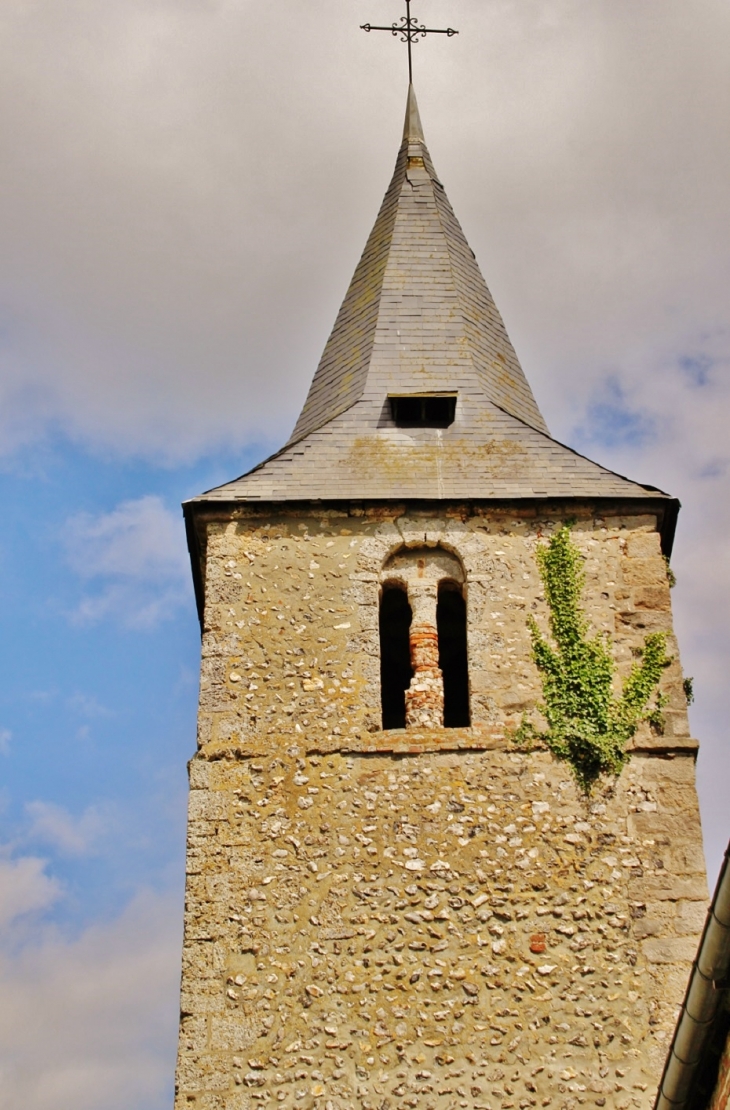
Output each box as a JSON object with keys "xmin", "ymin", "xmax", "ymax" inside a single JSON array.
[{"xmin": 390, "ymin": 394, "xmax": 457, "ymax": 428}]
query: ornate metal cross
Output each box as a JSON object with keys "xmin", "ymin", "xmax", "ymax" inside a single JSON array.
[{"xmin": 361, "ymin": 0, "xmax": 458, "ymax": 84}]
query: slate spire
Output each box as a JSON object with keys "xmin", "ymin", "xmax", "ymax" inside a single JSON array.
[
  {"xmin": 288, "ymin": 82, "xmax": 549, "ymax": 447},
  {"xmin": 189, "ymin": 86, "xmax": 672, "ymax": 510},
  {"xmin": 402, "ymin": 82, "xmax": 424, "ymax": 141}
]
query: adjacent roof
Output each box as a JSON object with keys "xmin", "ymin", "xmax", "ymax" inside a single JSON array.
[
  {"xmin": 187, "ymin": 85, "xmax": 673, "ymax": 508},
  {"xmin": 655, "ymin": 842, "xmax": 730, "ymax": 1110}
]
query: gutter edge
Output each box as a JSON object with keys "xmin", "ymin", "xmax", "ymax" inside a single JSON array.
[{"xmin": 655, "ymin": 842, "xmax": 730, "ymax": 1110}]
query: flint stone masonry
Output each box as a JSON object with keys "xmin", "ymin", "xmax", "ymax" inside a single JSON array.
[
  {"xmin": 176, "ymin": 504, "xmax": 706, "ymax": 1110},
  {"xmin": 194, "ymin": 505, "xmax": 692, "ymax": 757}
]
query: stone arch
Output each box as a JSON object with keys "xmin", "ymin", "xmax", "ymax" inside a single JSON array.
[
  {"xmin": 378, "ymin": 546, "xmax": 469, "ymax": 729},
  {"xmin": 380, "ymin": 545, "xmax": 465, "ymax": 588}
]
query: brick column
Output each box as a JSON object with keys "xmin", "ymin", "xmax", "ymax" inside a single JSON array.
[{"xmin": 405, "ymin": 585, "xmax": 444, "ymax": 728}]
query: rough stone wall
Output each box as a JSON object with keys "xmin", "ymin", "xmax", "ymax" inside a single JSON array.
[
  {"xmin": 708, "ymin": 1019, "xmax": 730, "ymax": 1110},
  {"xmin": 176, "ymin": 505, "xmax": 707, "ymax": 1110}
]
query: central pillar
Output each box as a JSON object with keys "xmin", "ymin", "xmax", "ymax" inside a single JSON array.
[{"xmin": 405, "ymin": 585, "xmax": 444, "ymax": 727}]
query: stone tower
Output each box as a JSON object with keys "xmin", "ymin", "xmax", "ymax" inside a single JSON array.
[{"xmin": 177, "ymin": 87, "xmax": 707, "ymax": 1110}]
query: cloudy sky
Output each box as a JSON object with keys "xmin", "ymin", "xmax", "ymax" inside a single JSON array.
[{"xmin": 0, "ymin": 0, "xmax": 728, "ymax": 1106}]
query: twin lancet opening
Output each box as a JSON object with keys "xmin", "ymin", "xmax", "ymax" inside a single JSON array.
[{"xmin": 378, "ymin": 548, "xmax": 470, "ymax": 731}]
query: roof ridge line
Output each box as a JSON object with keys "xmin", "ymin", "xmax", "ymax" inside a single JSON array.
[
  {"xmin": 284, "ymin": 138, "xmax": 410, "ymax": 446},
  {"xmin": 403, "ymin": 82, "xmax": 425, "ymax": 142},
  {"xmin": 416, "ymin": 136, "xmax": 550, "ymax": 436},
  {"xmin": 282, "ymin": 128, "xmax": 437, "ymax": 450},
  {"xmin": 423, "ymin": 145, "xmax": 516, "ymax": 433},
  {"xmin": 191, "ymin": 437, "xmax": 301, "ymax": 499}
]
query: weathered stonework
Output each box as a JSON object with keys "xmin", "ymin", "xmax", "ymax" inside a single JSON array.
[
  {"xmin": 175, "ymin": 504, "xmax": 707, "ymax": 1110},
  {"xmin": 709, "ymin": 1020, "xmax": 730, "ymax": 1110}
]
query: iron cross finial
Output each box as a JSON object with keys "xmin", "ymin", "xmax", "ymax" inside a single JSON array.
[{"xmin": 361, "ymin": 0, "xmax": 458, "ymax": 84}]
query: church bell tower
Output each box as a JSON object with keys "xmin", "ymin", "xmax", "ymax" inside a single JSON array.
[{"xmin": 176, "ymin": 82, "xmax": 707, "ymax": 1110}]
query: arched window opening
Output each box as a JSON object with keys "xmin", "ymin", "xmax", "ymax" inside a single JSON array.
[
  {"xmin": 437, "ymin": 581, "xmax": 470, "ymax": 728},
  {"xmin": 379, "ymin": 583, "xmax": 413, "ymax": 730}
]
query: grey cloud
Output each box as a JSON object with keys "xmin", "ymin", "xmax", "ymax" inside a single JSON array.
[{"xmin": 0, "ymin": 0, "xmax": 722, "ymax": 459}]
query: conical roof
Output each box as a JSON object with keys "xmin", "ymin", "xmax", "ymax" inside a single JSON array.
[
  {"xmin": 189, "ymin": 86, "xmax": 673, "ymax": 509},
  {"xmin": 287, "ymin": 84, "xmax": 548, "ymax": 446}
]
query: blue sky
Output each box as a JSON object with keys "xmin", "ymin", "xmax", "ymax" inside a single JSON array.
[
  {"xmin": 0, "ymin": 440, "xmax": 273, "ymax": 1108},
  {"xmin": 0, "ymin": 1, "xmax": 728, "ymax": 1108},
  {"xmin": 0, "ymin": 440, "xmax": 276, "ymax": 901}
]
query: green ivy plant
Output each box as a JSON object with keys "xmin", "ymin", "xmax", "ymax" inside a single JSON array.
[
  {"xmin": 514, "ymin": 526, "xmax": 671, "ymax": 792},
  {"xmin": 664, "ymin": 555, "xmax": 677, "ymax": 589}
]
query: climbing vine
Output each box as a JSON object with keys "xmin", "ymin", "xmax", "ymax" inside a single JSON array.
[
  {"xmin": 514, "ymin": 526, "xmax": 671, "ymax": 792},
  {"xmin": 664, "ymin": 555, "xmax": 677, "ymax": 589}
]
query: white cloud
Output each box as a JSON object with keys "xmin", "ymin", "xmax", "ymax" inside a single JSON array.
[
  {"xmin": 0, "ymin": 889, "xmax": 181, "ymax": 1110},
  {"xmin": 65, "ymin": 495, "xmax": 187, "ymax": 581},
  {"xmin": 64, "ymin": 496, "xmax": 190, "ymax": 627},
  {"xmin": 67, "ymin": 693, "xmax": 111, "ymax": 719},
  {"xmin": 0, "ymin": 855, "xmax": 61, "ymax": 930},
  {"xmin": 0, "ymin": 731, "xmax": 10, "ymax": 756},
  {"xmin": 25, "ymin": 802, "xmax": 109, "ymax": 859}
]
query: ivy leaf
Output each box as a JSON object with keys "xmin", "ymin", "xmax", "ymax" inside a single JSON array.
[{"xmin": 514, "ymin": 527, "xmax": 670, "ymax": 792}]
